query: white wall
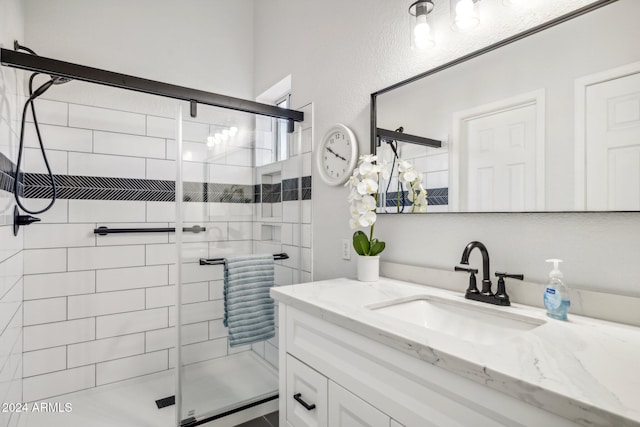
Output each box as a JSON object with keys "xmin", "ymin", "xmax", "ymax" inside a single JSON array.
[
  {"xmin": 253, "ymin": 0, "xmax": 640, "ymax": 297},
  {"xmin": 0, "ymin": 0, "xmax": 25, "ymax": 425},
  {"xmin": 23, "ymin": 0, "xmax": 255, "ymax": 118}
]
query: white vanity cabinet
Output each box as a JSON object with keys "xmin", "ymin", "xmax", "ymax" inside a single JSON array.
[
  {"xmin": 279, "ymin": 305, "xmax": 580, "ymax": 427},
  {"xmin": 286, "ymin": 354, "xmax": 391, "ymax": 427}
]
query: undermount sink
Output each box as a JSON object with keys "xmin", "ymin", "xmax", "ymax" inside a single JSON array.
[{"xmin": 369, "ymin": 296, "xmax": 545, "ymax": 346}]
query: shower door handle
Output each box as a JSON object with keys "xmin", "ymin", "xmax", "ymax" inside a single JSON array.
[{"xmin": 293, "ymin": 393, "xmax": 316, "ymax": 411}]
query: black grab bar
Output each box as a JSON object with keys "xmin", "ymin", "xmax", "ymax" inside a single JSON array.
[{"xmin": 94, "ymin": 225, "xmax": 206, "ymax": 235}]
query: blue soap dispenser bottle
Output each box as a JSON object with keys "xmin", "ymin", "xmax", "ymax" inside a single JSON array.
[{"xmin": 544, "ymin": 259, "xmax": 570, "ymax": 320}]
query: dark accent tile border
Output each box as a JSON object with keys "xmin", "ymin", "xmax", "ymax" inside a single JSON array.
[
  {"xmin": 1, "ymin": 152, "xmax": 313, "ymax": 203},
  {"xmin": 282, "ymin": 177, "xmax": 298, "ymax": 201},
  {"xmin": 0, "ymin": 152, "xmax": 16, "ymax": 194},
  {"xmin": 254, "ymin": 184, "xmax": 261, "ymax": 203},
  {"xmin": 25, "ymin": 174, "xmax": 256, "ymax": 203},
  {"xmin": 25, "ymin": 174, "xmax": 175, "ymax": 202},
  {"xmin": 426, "ymin": 187, "xmax": 448, "ymax": 206},
  {"xmin": 385, "ymin": 187, "xmax": 448, "ymax": 207},
  {"xmin": 260, "ymin": 177, "xmax": 313, "ymax": 203},
  {"xmin": 282, "ymin": 178, "xmax": 298, "ymax": 191},
  {"xmin": 280, "ymin": 177, "xmax": 312, "ymax": 202},
  {"xmin": 302, "ymin": 176, "xmax": 312, "ymax": 201},
  {"xmin": 0, "ymin": 170, "xmax": 14, "ymax": 194},
  {"xmin": 20, "ymin": 171, "xmax": 312, "ymax": 203},
  {"xmin": 261, "ymin": 183, "xmax": 281, "ymax": 203}
]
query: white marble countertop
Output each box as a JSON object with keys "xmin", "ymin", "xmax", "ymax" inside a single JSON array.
[{"xmin": 271, "ymin": 277, "xmax": 640, "ymax": 427}]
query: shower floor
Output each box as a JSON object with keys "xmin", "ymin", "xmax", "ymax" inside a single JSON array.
[{"xmin": 19, "ymin": 351, "xmax": 279, "ymax": 427}]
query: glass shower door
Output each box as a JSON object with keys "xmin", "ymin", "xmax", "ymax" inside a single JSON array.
[{"xmin": 175, "ymin": 103, "xmax": 295, "ymax": 425}]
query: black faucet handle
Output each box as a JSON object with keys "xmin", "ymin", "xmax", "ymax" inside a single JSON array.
[
  {"xmin": 492, "ymin": 272, "xmax": 522, "ymax": 306},
  {"xmin": 455, "ymin": 266, "xmax": 479, "ymax": 274},
  {"xmin": 455, "ymin": 266, "xmax": 480, "ymax": 295},
  {"xmin": 495, "ymin": 272, "xmax": 524, "ymax": 280}
]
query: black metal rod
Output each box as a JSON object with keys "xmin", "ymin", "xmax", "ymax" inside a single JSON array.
[
  {"xmin": 377, "ymin": 127, "xmax": 441, "ymax": 148},
  {"xmin": 94, "ymin": 225, "xmax": 206, "ymax": 236},
  {"xmin": 0, "ymin": 49, "xmax": 304, "ymax": 124},
  {"xmin": 200, "ymin": 253, "xmax": 289, "ymax": 266}
]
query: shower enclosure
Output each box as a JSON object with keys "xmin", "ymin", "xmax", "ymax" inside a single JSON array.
[{"xmin": 1, "ymin": 47, "xmax": 312, "ymax": 427}]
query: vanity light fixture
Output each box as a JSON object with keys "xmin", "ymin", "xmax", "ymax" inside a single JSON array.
[
  {"xmin": 503, "ymin": 0, "xmax": 525, "ymax": 5},
  {"xmin": 409, "ymin": 1, "xmax": 435, "ymax": 49},
  {"xmin": 450, "ymin": 0, "xmax": 480, "ymax": 32}
]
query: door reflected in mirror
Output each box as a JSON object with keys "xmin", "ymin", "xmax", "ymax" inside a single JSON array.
[{"xmin": 373, "ymin": 0, "xmax": 640, "ymax": 213}]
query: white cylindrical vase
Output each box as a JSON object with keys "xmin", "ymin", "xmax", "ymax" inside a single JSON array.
[{"xmin": 357, "ymin": 255, "xmax": 380, "ymax": 282}]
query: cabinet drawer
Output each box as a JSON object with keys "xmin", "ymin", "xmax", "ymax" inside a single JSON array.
[
  {"xmin": 286, "ymin": 355, "xmax": 328, "ymax": 427},
  {"xmin": 328, "ymin": 380, "xmax": 390, "ymax": 427}
]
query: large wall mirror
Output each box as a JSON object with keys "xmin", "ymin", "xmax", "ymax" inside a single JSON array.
[{"xmin": 372, "ymin": 0, "xmax": 640, "ymax": 213}]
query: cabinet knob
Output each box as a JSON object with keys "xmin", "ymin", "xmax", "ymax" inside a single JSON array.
[{"xmin": 293, "ymin": 393, "xmax": 316, "ymax": 411}]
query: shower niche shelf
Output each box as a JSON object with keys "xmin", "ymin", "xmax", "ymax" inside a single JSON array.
[
  {"xmin": 260, "ymin": 170, "xmax": 283, "ymax": 220},
  {"xmin": 261, "ymin": 224, "xmax": 282, "ymax": 243}
]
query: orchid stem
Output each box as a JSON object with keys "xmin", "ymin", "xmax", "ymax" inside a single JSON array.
[{"xmin": 369, "ymin": 192, "xmax": 377, "ymax": 255}]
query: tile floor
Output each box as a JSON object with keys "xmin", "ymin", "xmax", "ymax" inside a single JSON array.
[
  {"xmin": 19, "ymin": 352, "xmax": 278, "ymax": 427},
  {"xmin": 237, "ymin": 411, "xmax": 278, "ymax": 427}
]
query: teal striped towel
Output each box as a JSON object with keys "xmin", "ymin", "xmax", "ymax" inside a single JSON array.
[{"xmin": 223, "ymin": 254, "xmax": 275, "ymax": 347}]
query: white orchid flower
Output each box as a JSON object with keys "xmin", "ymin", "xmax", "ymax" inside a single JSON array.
[
  {"xmin": 402, "ymin": 170, "xmax": 418, "ymax": 183},
  {"xmin": 357, "ymin": 178, "xmax": 378, "ymax": 195},
  {"xmin": 358, "ymin": 161, "xmax": 374, "ymax": 177},
  {"xmin": 398, "ymin": 160, "xmax": 412, "ymax": 172},
  {"xmin": 355, "ymin": 200, "xmax": 369, "ymax": 214},
  {"xmin": 360, "ymin": 154, "xmax": 377, "ymax": 163},
  {"xmin": 349, "ymin": 217, "xmax": 359, "ymax": 229},
  {"xmin": 359, "ymin": 210, "xmax": 376, "ymax": 227},
  {"xmin": 360, "ymin": 194, "xmax": 377, "ymax": 211},
  {"xmin": 345, "ymin": 174, "xmax": 358, "ymax": 187},
  {"xmin": 350, "ymin": 203, "xmax": 361, "ymax": 218},
  {"xmin": 348, "ymin": 188, "xmax": 362, "ymax": 202}
]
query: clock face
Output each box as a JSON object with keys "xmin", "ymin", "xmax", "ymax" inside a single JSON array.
[{"xmin": 317, "ymin": 124, "xmax": 358, "ymax": 185}]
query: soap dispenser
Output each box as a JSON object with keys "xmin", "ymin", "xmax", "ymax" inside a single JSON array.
[{"xmin": 544, "ymin": 259, "xmax": 570, "ymax": 321}]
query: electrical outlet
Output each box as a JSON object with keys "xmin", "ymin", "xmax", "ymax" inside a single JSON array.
[{"xmin": 341, "ymin": 239, "xmax": 351, "ymax": 260}]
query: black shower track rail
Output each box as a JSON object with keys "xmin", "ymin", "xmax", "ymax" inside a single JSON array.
[{"xmin": 0, "ymin": 49, "xmax": 304, "ymax": 127}]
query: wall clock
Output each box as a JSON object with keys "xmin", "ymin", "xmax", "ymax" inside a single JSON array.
[{"xmin": 316, "ymin": 124, "xmax": 358, "ymax": 186}]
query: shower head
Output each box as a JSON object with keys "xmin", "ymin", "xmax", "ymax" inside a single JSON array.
[{"xmin": 52, "ymin": 76, "xmax": 72, "ymax": 85}]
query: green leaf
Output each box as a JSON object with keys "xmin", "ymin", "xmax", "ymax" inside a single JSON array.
[
  {"xmin": 369, "ymin": 239, "xmax": 386, "ymax": 256},
  {"xmin": 352, "ymin": 231, "xmax": 370, "ymax": 256}
]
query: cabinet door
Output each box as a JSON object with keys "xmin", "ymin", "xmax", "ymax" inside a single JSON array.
[
  {"xmin": 328, "ymin": 381, "xmax": 390, "ymax": 427},
  {"xmin": 286, "ymin": 355, "xmax": 328, "ymax": 427},
  {"xmin": 390, "ymin": 420, "xmax": 404, "ymax": 427}
]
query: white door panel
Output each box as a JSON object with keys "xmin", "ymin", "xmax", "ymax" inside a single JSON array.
[
  {"xmin": 463, "ymin": 103, "xmax": 538, "ymax": 211},
  {"xmin": 585, "ymin": 71, "xmax": 640, "ymax": 210}
]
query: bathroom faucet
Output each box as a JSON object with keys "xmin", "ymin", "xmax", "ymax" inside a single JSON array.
[
  {"xmin": 455, "ymin": 241, "xmax": 522, "ymax": 306},
  {"xmin": 459, "ymin": 241, "xmax": 492, "ymax": 296}
]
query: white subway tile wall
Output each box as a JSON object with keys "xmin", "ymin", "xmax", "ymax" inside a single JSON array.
[
  {"xmin": 250, "ymin": 103, "xmax": 313, "ymax": 367},
  {"xmin": 0, "ymin": 50, "xmax": 23, "ymax": 427},
  {"xmin": 16, "ymin": 97, "xmax": 313, "ymax": 402}
]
